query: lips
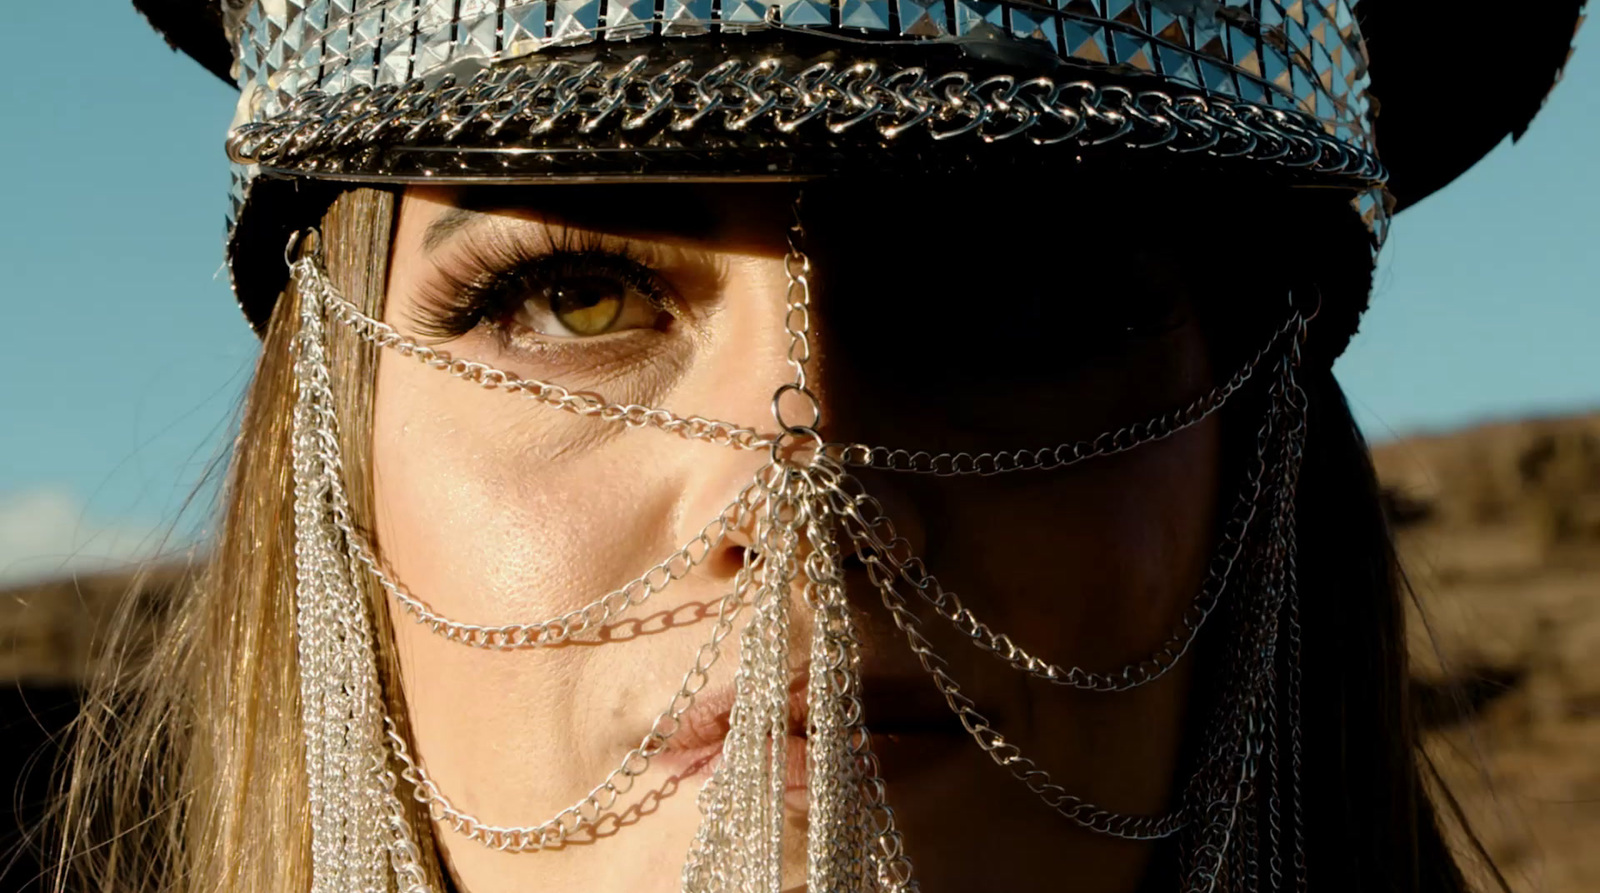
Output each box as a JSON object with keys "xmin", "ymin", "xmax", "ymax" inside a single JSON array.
[
  {"xmin": 654, "ymin": 665, "xmax": 973, "ymax": 791},
  {"xmin": 649, "ymin": 550, "xmax": 1001, "ymax": 790},
  {"xmin": 656, "ymin": 679, "xmax": 811, "ymax": 789}
]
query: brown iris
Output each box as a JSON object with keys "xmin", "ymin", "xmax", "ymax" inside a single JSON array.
[{"xmin": 535, "ymin": 278, "xmax": 627, "ymax": 336}]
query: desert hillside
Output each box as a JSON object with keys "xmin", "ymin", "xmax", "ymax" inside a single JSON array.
[
  {"xmin": 1, "ymin": 412, "xmax": 1596, "ymax": 890},
  {"xmin": 1374, "ymin": 412, "xmax": 1600, "ymax": 891}
]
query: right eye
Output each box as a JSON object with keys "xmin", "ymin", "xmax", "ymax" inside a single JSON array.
[
  {"xmin": 508, "ymin": 264, "xmax": 672, "ymax": 339},
  {"xmin": 417, "ymin": 248, "xmax": 680, "ymax": 344}
]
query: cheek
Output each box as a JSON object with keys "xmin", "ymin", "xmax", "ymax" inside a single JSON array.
[
  {"xmin": 887, "ymin": 320, "xmax": 1226, "ymax": 668},
  {"xmin": 911, "ymin": 414, "xmax": 1222, "ymax": 668},
  {"xmin": 370, "ymin": 358, "xmax": 685, "ymax": 628},
  {"xmin": 366, "ymin": 348, "xmax": 702, "ymax": 841}
]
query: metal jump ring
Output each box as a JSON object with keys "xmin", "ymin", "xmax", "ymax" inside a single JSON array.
[
  {"xmin": 772, "ymin": 382, "xmax": 823, "ymax": 433},
  {"xmin": 285, "ymin": 228, "xmax": 322, "ymax": 267},
  {"xmin": 770, "ymin": 424, "xmax": 826, "ymax": 466},
  {"xmin": 1289, "ymin": 287, "xmax": 1323, "ymax": 324}
]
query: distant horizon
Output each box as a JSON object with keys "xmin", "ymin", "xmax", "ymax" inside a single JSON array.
[{"xmin": 1359, "ymin": 399, "xmax": 1600, "ymax": 445}]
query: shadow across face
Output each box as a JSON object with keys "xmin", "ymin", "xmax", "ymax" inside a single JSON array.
[{"xmin": 798, "ymin": 176, "xmax": 1288, "ymax": 454}]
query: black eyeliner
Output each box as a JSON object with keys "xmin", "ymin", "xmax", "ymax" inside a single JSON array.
[{"xmin": 408, "ymin": 226, "xmax": 675, "ymax": 342}]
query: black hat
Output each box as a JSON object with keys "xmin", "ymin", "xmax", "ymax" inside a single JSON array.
[{"xmin": 135, "ymin": 0, "xmax": 1586, "ymax": 352}]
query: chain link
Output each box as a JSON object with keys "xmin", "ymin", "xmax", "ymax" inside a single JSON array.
[
  {"xmin": 848, "ymin": 512, "xmax": 1188, "ymax": 841},
  {"xmin": 388, "ymin": 562, "xmax": 755, "ymax": 852},
  {"xmin": 800, "ymin": 465, "xmax": 919, "ymax": 893},
  {"xmin": 351, "ymin": 477, "xmax": 764, "ymax": 649},
  {"xmin": 292, "ymin": 214, "xmax": 1317, "ymax": 887},
  {"xmin": 231, "ymin": 59, "xmax": 1386, "ymax": 188},
  {"xmin": 298, "ymin": 264, "xmax": 775, "ymax": 451},
  {"xmin": 814, "ymin": 414, "xmax": 1249, "ymax": 692},
  {"xmin": 773, "ymin": 194, "xmax": 826, "ymax": 453},
  {"xmin": 822, "ymin": 311, "xmax": 1297, "ymax": 476}
]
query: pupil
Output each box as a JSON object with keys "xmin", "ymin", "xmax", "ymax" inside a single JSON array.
[{"xmin": 551, "ymin": 280, "xmax": 625, "ymax": 335}]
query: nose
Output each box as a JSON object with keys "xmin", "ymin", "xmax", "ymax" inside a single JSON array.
[
  {"xmin": 665, "ymin": 197, "xmax": 943, "ymax": 591},
  {"xmin": 669, "ymin": 444, "xmax": 766, "ymax": 585}
]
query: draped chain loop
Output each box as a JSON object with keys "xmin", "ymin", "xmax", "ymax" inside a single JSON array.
[{"xmin": 287, "ymin": 212, "xmax": 1311, "ymax": 892}]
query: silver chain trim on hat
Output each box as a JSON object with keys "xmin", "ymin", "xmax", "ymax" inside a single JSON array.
[
  {"xmin": 229, "ymin": 57, "xmax": 1384, "ymax": 187},
  {"xmin": 287, "ymin": 202, "xmax": 1311, "ymax": 889},
  {"xmin": 230, "ymin": 1, "xmax": 1380, "ymax": 169}
]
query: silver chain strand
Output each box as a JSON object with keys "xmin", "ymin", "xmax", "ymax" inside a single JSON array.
[
  {"xmin": 292, "ymin": 261, "xmax": 432, "ymax": 893},
  {"xmin": 802, "ymin": 470, "xmax": 919, "ymax": 893},
  {"xmin": 1278, "ymin": 334, "xmax": 1311, "ymax": 893},
  {"xmin": 312, "ymin": 251, "xmax": 1290, "ymax": 488},
  {"xmin": 287, "ymin": 207, "xmax": 1314, "ymax": 890},
  {"xmin": 820, "ymin": 449, "xmax": 1182, "ymax": 841},
  {"xmin": 297, "ymin": 258, "xmax": 773, "ymax": 859},
  {"xmin": 790, "ymin": 357, "xmax": 1305, "ymax": 840},
  {"xmin": 814, "ymin": 430, "xmax": 1267, "ymax": 694},
  {"xmin": 683, "ymin": 204, "xmax": 916, "ymax": 893},
  {"xmin": 823, "ymin": 312, "xmax": 1297, "ymax": 476},
  {"xmin": 784, "ymin": 208, "xmax": 918, "ymax": 893},
  {"xmin": 304, "ymin": 256, "xmax": 1285, "ymax": 480},
  {"xmin": 229, "ymin": 60, "xmax": 1385, "ymax": 187},
  {"xmin": 684, "ymin": 466, "xmax": 801, "ymax": 893},
  {"xmin": 308, "ymin": 248, "xmax": 1300, "ymax": 717},
  {"xmin": 323, "ymin": 290, "xmax": 775, "ymax": 451},
  {"xmin": 1176, "ymin": 339, "xmax": 1308, "ymax": 893},
  {"xmin": 385, "ymin": 561, "xmax": 754, "ymax": 852},
  {"xmin": 349, "ymin": 480, "xmax": 763, "ymax": 649}
]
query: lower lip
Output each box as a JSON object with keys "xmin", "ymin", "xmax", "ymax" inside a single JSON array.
[
  {"xmin": 655, "ymin": 727, "xmax": 970, "ymax": 796},
  {"xmin": 656, "ymin": 734, "xmax": 810, "ymax": 792}
]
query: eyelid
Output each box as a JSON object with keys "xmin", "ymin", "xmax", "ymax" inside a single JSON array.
[
  {"xmin": 506, "ymin": 252, "xmax": 676, "ymax": 339},
  {"xmin": 406, "ymin": 224, "xmax": 692, "ymax": 342}
]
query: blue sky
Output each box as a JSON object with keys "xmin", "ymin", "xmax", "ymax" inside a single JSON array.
[{"xmin": 1, "ymin": 5, "xmax": 1597, "ymax": 583}]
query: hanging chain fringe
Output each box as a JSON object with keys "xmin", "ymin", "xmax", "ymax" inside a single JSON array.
[
  {"xmin": 287, "ymin": 221, "xmax": 1312, "ymax": 892},
  {"xmin": 291, "ymin": 261, "xmax": 433, "ymax": 893}
]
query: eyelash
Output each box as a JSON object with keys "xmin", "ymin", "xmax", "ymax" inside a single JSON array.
[{"xmin": 409, "ymin": 232, "xmax": 675, "ymax": 342}]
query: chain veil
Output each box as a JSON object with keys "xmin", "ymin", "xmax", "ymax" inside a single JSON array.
[{"xmin": 285, "ymin": 206, "xmax": 1312, "ymax": 892}]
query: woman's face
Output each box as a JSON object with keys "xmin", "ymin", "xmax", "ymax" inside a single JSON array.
[{"xmin": 372, "ymin": 183, "xmax": 1223, "ymax": 893}]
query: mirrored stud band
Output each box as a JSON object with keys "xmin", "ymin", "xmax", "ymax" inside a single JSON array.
[{"xmin": 233, "ymin": 0, "xmax": 1373, "ymax": 150}]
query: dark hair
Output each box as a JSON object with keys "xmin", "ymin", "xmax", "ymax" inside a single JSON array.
[
  {"xmin": 1133, "ymin": 363, "xmax": 1491, "ymax": 893},
  {"xmin": 1293, "ymin": 366, "xmax": 1473, "ymax": 893}
]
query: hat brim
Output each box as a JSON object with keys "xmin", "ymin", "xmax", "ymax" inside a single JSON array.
[
  {"xmin": 137, "ymin": 0, "xmax": 1587, "ymax": 211},
  {"xmin": 132, "ymin": 0, "xmax": 236, "ymax": 87},
  {"xmin": 1359, "ymin": 1, "xmax": 1588, "ymax": 211}
]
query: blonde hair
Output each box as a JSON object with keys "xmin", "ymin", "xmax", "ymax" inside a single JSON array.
[
  {"xmin": 50, "ymin": 183, "xmax": 1496, "ymax": 893},
  {"xmin": 54, "ymin": 187, "xmax": 447, "ymax": 893}
]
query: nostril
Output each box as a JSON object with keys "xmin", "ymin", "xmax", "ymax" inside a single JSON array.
[{"xmin": 712, "ymin": 543, "xmax": 760, "ymax": 578}]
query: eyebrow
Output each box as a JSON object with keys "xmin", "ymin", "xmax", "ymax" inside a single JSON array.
[
  {"xmin": 421, "ymin": 206, "xmax": 482, "ymax": 253},
  {"xmin": 422, "ymin": 206, "xmax": 483, "ymax": 254},
  {"xmin": 421, "ymin": 185, "xmax": 725, "ymax": 254}
]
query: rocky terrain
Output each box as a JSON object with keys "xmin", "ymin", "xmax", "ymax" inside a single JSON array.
[
  {"xmin": 1, "ymin": 412, "xmax": 1596, "ymax": 891},
  {"xmin": 1375, "ymin": 412, "xmax": 1600, "ymax": 892}
]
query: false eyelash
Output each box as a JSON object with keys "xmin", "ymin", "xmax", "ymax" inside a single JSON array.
[{"xmin": 408, "ymin": 226, "xmax": 676, "ymax": 342}]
